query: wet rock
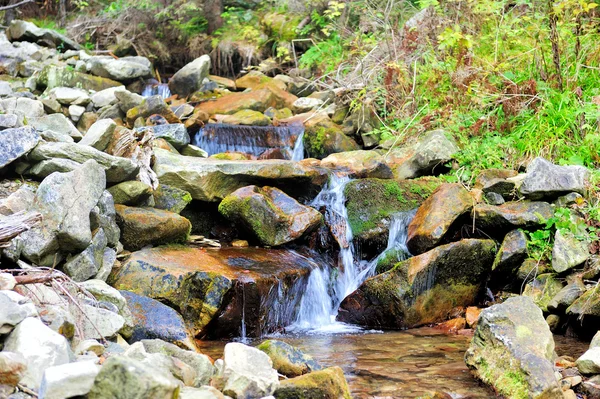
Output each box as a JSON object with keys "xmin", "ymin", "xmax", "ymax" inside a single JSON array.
[
  {"xmin": 153, "ymin": 184, "xmax": 192, "ymax": 213},
  {"xmin": 274, "ymin": 366, "xmax": 351, "ymax": 399},
  {"xmin": 121, "ymin": 291, "xmax": 197, "ymax": 351},
  {"xmin": 7, "ymin": 20, "xmax": 80, "ymax": 50},
  {"xmin": 79, "ymin": 119, "xmax": 117, "ymax": 151},
  {"xmin": 338, "ymin": 239, "xmax": 496, "ymax": 328},
  {"xmin": 222, "ymin": 109, "xmax": 272, "ymax": 126},
  {"xmin": 576, "ymin": 347, "xmax": 600, "ymax": 374},
  {"xmin": 125, "ymin": 95, "xmax": 180, "ymax": 125},
  {"xmin": 114, "ymin": 205, "xmax": 191, "ymax": 250},
  {"xmin": 219, "ymin": 185, "xmax": 322, "ymax": 246},
  {"xmin": 4, "ymin": 317, "xmax": 72, "ymax": 390},
  {"xmin": 257, "ymin": 340, "xmax": 322, "ymax": 377},
  {"xmin": 474, "ymin": 168, "xmax": 518, "ymax": 197},
  {"xmin": 150, "ymin": 123, "xmax": 190, "ymax": 149},
  {"xmin": 87, "ymin": 56, "xmax": 152, "ymax": 81},
  {"xmin": 520, "ymin": 157, "xmax": 589, "ymax": 199},
  {"xmin": 63, "ymin": 228, "xmax": 107, "ymax": 282},
  {"xmin": 552, "ymin": 230, "xmax": 590, "ymax": 273},
  {"xmin": 108, "ymin": 181, "xmax": 152, "ymax": 206},
  {"xmin": 321, "ymin": 150, "xmax": 393, "ymax": 179},
  {"xmin": 344, "ymin": 177, "xmax": 441, "ymax": 246},
  {"xmin": 434, "ymin": 317, "xmax": 466, "ymax": 334},
  {"xmin": 222, "ymin": 342, "xmax": 279, "ymax": 399},
  {"xmin": 302, "ymin": 113, "xmax": 360, "ymax": 159},
  {"xmin": 465, "ymin": 296, "xmax": 563, "ymax": 399},
  {"xmin": 523, "ymin": 274, "xmax": 563, "ymax": 312},
  {"xmin": 28, "ymin": 141, "xmax": 139, "ymax": 183},
  {"xmin": 20, "ymin": 160, "xmax": 106, "ymax": 266},
  {"xmin": 473, "ymin": 201, "xmax": 553, "ymax": 234},
  {"xmin": 491, "ymin": 229, "xmax": 528, "ymax": 279},
  {"xmin": 0, "ymin": 126, "xmax": 40, "ymax": 169},
  {"xmin": 0, "ymin": 291, "xmax": 37, "ymax": 334},
  {"xmin": 153, "ymin": 149, "xmax": 327, "ymax": 202},
  {"xmin": 386, "ymin": 130, "xmax": 459, "ymax": 179},
  {"xmin": 28, "ymin": 113, "xmax": 83, "ymax": 141},
  {"xmin": 197, "ymin": 89, "xmax": 279, "ymax": 116},
  {"xmin": 169, "ymin": 55, "xmax": 211, "ymax": 97},
  {"xmin": 39, "ymin": 361, "xmax": 100, "ymax": 399},
  {"xmin": 465, "ymin": 306, "xmax": 482, "ymax": 328},
  {"xmin": 88, "ymin": 355, "xmax": 178, "ymax": 399},
  {"xmin": 406, "ymin": 183, "xmax": 472, "ymax": 255},
  {"xmin": 547, "ymin": 278, "xmax": 585, "ymax": 313}
]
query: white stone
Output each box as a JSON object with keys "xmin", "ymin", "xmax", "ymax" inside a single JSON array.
[
  {"xmin": 0, "ymin": 290, "xmax": 38, "ymax": 334},
  {"xmin": 69, "ymin": 104, "xmax": 86, "ymax": 123},
  {"xmin": 3, "ymin": 317, "xmax": 72, "ymax": 390},
  {"xmin": 74, "ymin": 339, "xmax": 105, "ymax": 356},
  {"xmin": 292, "ymin": 97, "xmax": 324, "ymax": 113},
  {"xmin": 0, "ymin": 81, "xmax": 12, "ymax": 96},
  {"xmin": 222, "ymin": 342, "xmax": 279, "ymax": 399},
  {"xmin": 81, "ymin": 304, "xmax": 125, "ymax": 339},
  {"xmin": 48, "ymin": 87, "xmax": 91, "ymax": 106},
  {"xmin": 0, "ymin": 272, "xmax": 17, "ymax": 290},
  {"xmin": 79, "ymin": 119, "xmax": 116, "ymax": 151},
  {"xmin": 90, "ymin": 86, "xmax": 126, "ymax": 108},
  {"xmin": 38, "ymin": 361, "xmax": 100, "ymax": 399}
]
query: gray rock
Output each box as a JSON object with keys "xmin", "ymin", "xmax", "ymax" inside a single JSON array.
[
  {"xmin": 548, "ymin": 278, "xmax": 585, "ymax": 312},
  {"xmin": 0, "ymin": 81, "xmax": 13, "ymax": 96},
  {"xmin": 484, "ymin": 191, "xmax": 505, "ymax": 205},
  {"xmin": 47, "ymin": 87, "xmax": 90, "ymax": 105},
  {"xmin": 3, "ymin": 317, "xmax": 72, "ymax": 390},
  {"xmin": 98, "ymin": 103, "xmax": 123, "ymax": 120},
  {"xmin": 7, "ymin": 20, "xmax": 80, "ymax": 50},
  {"xmin": 0, "ymin": 183, "xmax": 36, "ymax": 216},
  {"xmin": 577, "ymin": 347, "xmax": 600, "ymax": 374},
  {"xmin": 95, "ymin": 248, "xmax": 117, "ymax": 281},
  {"xmin": 79, "ymin": 119, "xmax": 116, "ymax": 151},
  {"xmin": 0, "ymin": 114, "xmax": 18, "ymax": 130},
  {"xmin": 0, "ymin": 291, "xmax": 38, "ymax": 334},
  {"xmin": 222, "ymin": 342, "xmax": 279, "ymax": 399},
  {"xmin": 26, "ymin": 158, "xmax": 82, "ymax": 179},
  {"xmin": 148, "ymin": 123, "xmax": 190, "ymax": 149},
  {"xmin": 180, "ymin": 144, "xmax": 208, "ymax": 158},
  {"xmin": 465, "ymin": 296, "xmax": 563, "ymax": 399},
  {"xmin": 0, "ymin": 126, "xmax": 40, "ymax": 169},
  {"xmin": 39, "ymin": 361, "xmax": 100, "ymax": 399},
  {"xmin": 28, "ymin": 113, "xmax": 82, "ymax": 141},
  {"xmin": 90, "ymin": 86, "xmax": 126, "ymax": 108},
  {"xmin": 28, "ymin": 141, "xmax": 139, "ymax": 183},
  {"xmin": 42, "ymin": 97, "xmax": 63, "ymax": 114},
  {"xmin": 552, "ymin": 230, "xmax": 589, "ymax": 273},
  {"xmin": 40, "ymin": 129, "xmax": 74, "ymax": 143},
  {"xmin": 520, "ymin": 158, "xmax": 590, "ymax": 199},
  {"xmin": 554, "ymin": 192, "xmax": 583, "ymax": 208},
  {"xmin": 292, "ymin": 97, "xmax": 324, "ymax": 113},
  {"xmin": 20, "ymin": 160, "xmax": 106, "ymax": 266},
  {"xmin": 492, "ymin": 229, "xmax": 528, "ymax": 276},
  {"xmin": 115, "ymin": 89, "xmax": 144, "ymax": 113},
  {"xmin": 87, "ymin": 356, "xmax": 179, "ymax": 399},
  {"xmin": 107, "ymin": 181, "xmax": 152, "ymax": 205},
  {"xmin": 90, "ymin": 191, "xmax": 120, "ymax": 247},
  {"xmin": 0, "ymin": 97, "xmax": 45, "ymax": 125},
  {"xmin": 153, "ymin": 184, "xmax": 192, "ymax": 214},
  {"xmin": 69, "ymin": 104, "xmax": 86, "ymax": 122},
  {"xmin": 87, "ymin": 56, "xmax": 152, "ymax": 82},
  {"xmin": 168, "ymin": 55, "xmax": 211, "ymax": 97},
  {"xmin": 63, "ymin": 228, "xmax": 107, "ymax": 282}
]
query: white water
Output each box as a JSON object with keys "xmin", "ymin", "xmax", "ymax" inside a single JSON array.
[
  {"xmin": 289, "ymin": 175, "xmax": 415, "ymax": 334},
  {"xmin": 142, "ymin": 83, "xmax": 171, "ymax": 99},
  {"xmin": 290, "ymin": 132, "xmax": 305, "ymax": 161}
]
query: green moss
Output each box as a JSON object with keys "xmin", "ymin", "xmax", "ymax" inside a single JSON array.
[{"xmin": 475, "ymin": 346, "xmax": 529, "ymax": 399}]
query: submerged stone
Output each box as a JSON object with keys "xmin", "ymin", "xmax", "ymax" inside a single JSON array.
[{"xmin": 274, "ymin": 366, "xmax": 351, "ymax": 399}]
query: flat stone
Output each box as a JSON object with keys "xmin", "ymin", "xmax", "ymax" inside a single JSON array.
[
  {"xmin": 28, "ymin": 113, "xmax": 82, "ymax": 140},
  {"xmin": 79, "ymin": 119, "xmax": 117, "ymax": 151},
  {"xmin": 39, "ymin": 361, "xmax": 100, "ymax": 399},
  {"xmin": 520, "ymin": 157, "xmax": 590, "ymax": 199},
  {"xmin": 0, "ymin": 114, "xmax": 18, "ymax": 130},
  {"xmin": 48, "ymin": 87, "xmax": 90, "ymax": 105},
  {"xmin": 7, "ymin": 20, "xmax": 80, "ymax": 50},
  {"xmin": 87, "ymin": 56, "xmax": 152, "ymax": 81},
  {"xmin": 0, "ymin": 126, "xmax": 40, "ymax": 169}
]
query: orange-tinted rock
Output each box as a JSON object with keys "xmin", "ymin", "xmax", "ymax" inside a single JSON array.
[
  {"xmin": 209, "ymin": 75, "xmax": 236, "ymax": 90},
  {"xmin": 321, "ymin": 150, "xmax": 393, "ymax": 179},
  {"xmin": 197, "ymin": 89, "xmax": 278, "ymax": 116},
  {"xmin": 184, "ymin": 109, "xmax": 209, "ymax": 133},
  {"xmin": 255, "ymin": 81, "xmax": 297, "ymax": 109},
  {"xmin": 258, "ymin": 148, "xmax": 285, "ymax": 160},
  {"xmin": 465, "ymin": 306, "xmax": 482, "ymax": 328},
  {"xmin": 235, "ymin": 71, "xmax": 284, "ymax": 90},
  {"xmin": 406, "ymin": 184, "xmax": 473, "ymax": 255},
  {"xmin": 474, "ymin": 168, "xmax": 518, "ymax": 196},
  {"xmin": 435, "ymin": 318, "xmax": 466, "ymax": 334}
]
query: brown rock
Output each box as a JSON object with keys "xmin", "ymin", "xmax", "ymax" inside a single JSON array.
[
  {"xmin": 434, "ymin": 318, "xmax": 466, "ymax": 334},
  {"xmin": 465, "ymin": 306, "xmax": 482, "ymax": 328}
]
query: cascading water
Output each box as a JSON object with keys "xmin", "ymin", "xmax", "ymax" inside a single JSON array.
[
  {"xmin": 142, "ymin": 83, "xmax": 171, "ymax": 99},
  {"xmin": 193, "ymin": 124, "xmax": 305, "ymax": 160}
]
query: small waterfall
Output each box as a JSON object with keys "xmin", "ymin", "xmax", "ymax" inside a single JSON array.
[
  {"xmin": 142, "ymin": 83, "xmax": 171, "ymax": 99},
  {"xmin": 193, "ymin": 124, "xmax": 305, "ymax": 160}
]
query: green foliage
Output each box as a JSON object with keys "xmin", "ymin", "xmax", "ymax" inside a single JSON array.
[{"xmin": 28, "ymin": 19, "xmax": 66, "ymax": 35}]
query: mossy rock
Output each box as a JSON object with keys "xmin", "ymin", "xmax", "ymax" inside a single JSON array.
[
  {"xmin": 303, "ymin": 115, "xmax": 359, "ymax": 159},
  {"xmin": 374, "ymin": 248, "xmax": 411, "ymax": 274},
  {"xmin": 344, "ymin": 177, "xmax": 442, "ymax": 246},
  {"xmin": 222, "ymin": 109, "xmax": 272, "ymax": 126},
  {"xmin": 522, "ymin": 273, "xmax": 564, "ymax": 312},
  {"xmin": 37, "ymin": 65, "xmax": 121, "ymax": 91},
  {"xmin": 262, "ymin": 12, "xmax": 302, "ymax": 42},
  {"xmin": 257, "ymin": 340, "xmax": 322, "ymax": 377},
  {"xmin": 108, "ymin": 181, "xmax": 152, "ymax": 206},
  {"xmin": 274, "ymin": 367, "xmax": 352, "ymax": 399}
]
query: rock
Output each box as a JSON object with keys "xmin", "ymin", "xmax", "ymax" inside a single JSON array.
[
  {"xmin": 149, "ymin": 123, "xmax": 190, "ymax": 149},
  {"xmin": 465, "ymin": 296, "xmax": 563, "ymax": 399},
  {"xmin": 25, "ymin": 158, "xmax": 80, "ymax": 179},
  {"xmin": 88, "ymin": 356, "xmax": 178, "ymax": 399},
  {"xmin": 0, "ymin": 126, "xmax": 40, "ymax": 169},
  {"xmin": 0, "ymin": 81, "xmax": 13, "ymax": 97},
  {"xmin": 20, "ymin": 160, "xmax": 106, "ymax": 266},
  {"xmin": 0, "ymin": 183, "xmax": 36, "ymax": 216},
  {"xmin": 28, "ymin": 113, "xmax": 83, "ymax": 141},
  {"xmin": 222, "ymin": 342, "xmax": 279, "ymax": 399},
  {"xmin": 0, "ymin": 273, "xmax": 17, "ymax": 290},
  {"xmin": 473, "ymin": 201, "xmax": 553, "ymax": 234},
  {"xmin": 591, "ymin": 330, "xmax": 600, "ymax": 348},
  {"xmin": 153, "ymin": 149, "xmax": 327, "ymax": 202},
  {"xmin": 28, "ymin": 141, "xmax": 139, "ymax": 183},
  {"xmin": 546, "ymin": 314, "xmax": 561, "ymax": 332},
  {"xmin": 39, "ymin": 361, "xmax": 100, "ymax": 399},
  {"xmin": 120, "ymin": 291, "xmax": 198, "ymax": 351},
  {"xmin": 235, "ymin": 71, "xmax": 279, "ymax": 90},
  {"xmin": 87, "ymin": 56, "xmax": 152, "ymax": 81},
  {"xmin": 91, "ymin": 86, "xmax": 126, "ymax": 108},
  {"xmin": 153, "ymin": 184, "xmax": 192, "ymax": 214},
  {"xmin": 520, "ymin": 158, "xmax": 589, "ymax": 199},
  {"xmin": 257, "ymin": 340, "xmax": 321, "ymax": 377},
  {"xmin": 3, "ymin": 317, "xmax": 72, "ymax": 390},
  {"xmin": 47, "ymin": 87, "xmax": 90, "ymax": 105},
  {"xmin": 169, "ymin": 55, "xmax": 211, "ymax": 97},
  {"xmin": 386, "ymin": 130, "xmax": 459, "ymax": 179},
  {"xmin": 92, "ymin": 191, "xmax": 120, "ymax": 248},
  {"xmin": 465, "ymin": 307, "xmax": 482, "ymax": 328},
  {"xmin": 491, "ymin": 229, "xmax": 528, "ymax": 280},
  {"xmin": 80, "ymin": 279, "xmax": 133, "ymax": 330},
  {"xmin": 567, "ymin": 289, "xmax": 600, "ymax": 318},
  {"xmin": 108, "ymin": 181, "xmax": 152, "ymax": 206},
  {"xmin": 198, "ymin": 90, "xmax": 280, "ymax": 116},
  {"xmin": 576, "ymin": 347, "xmax": 600, "ymax": 374},
  {"xmin": 40, "ymin": 129, "xmax": 75, "ymax": 143},
  {"xmin": 79, "ymin": 119, "xmax": 117, "ymax": 151},
  {"xmin": 523, "ymin": 274, "xmax": 564, "ymax": 312},
  {"xmin": 548, "ymin": 279, "xmax": 585, "ymax": 313},
  {"xmin": 475, "ymin": 168, "xmax": 518, "ymax": 197},
  {"xmin": 0, "ymin": 114, "xmax": 18, "ymax": 130},
  {"xmin": 0, "ymin": 98, "xmax": 45, "ymax": 125},
  {"xmin": 321, "ymin": 150, "xmax": 393, "ymax": 179},
  {"xmin": 219, "ymin": 185, "xmax": 322, "ymax": 246},
  {"xmin": 406, "ymin": 183, "xmax": 472, "ymax": 255},
  {"xmin": 75, "ymin": 339, "xmax": 105, "ymax": 356},
  {"xmin": 582, "ymin": 375, "xmax": 600, "ymax": 398},
  {"xmin": 0, "ymin": 352, "xmax": 27, "ymax": 391},
  {"xmin": 292, "ymin": 97, "xmax": 324, "ymax": 113},
  {"xmin": 338, "ymin": 239, "xmax": 496, "ymax": 328},
  {"xmin": 302, "ymin": 113, "xmax": 360, "ymax": 159},
  {"xmin": 115, "ymin": 89, "xmax": 144, "ymax": 113},
  {"xmin": 0, "ymin": 291, "xmax": 37, "ymax": 334},
  {"xmin": 63, "ymin": 228, "xmax": 107, "ymax": 282},
  {"xmin": 125, "ymin": 95, "xmax": 180, "ymax": 125},
  {"xmin": 7, "ymin": 20, "xmax": 80, "ymax": 50},
  {"xmin": 552, "ymin": 230, "xmax": 590, "ymax": 273},
  {"xmin": 38, "ymin": 65, "xmax": 122, "ymax": 92},
  {"xmin": 180, "ymin": 144, "xmax": 208, "ymax": 158},
  {"xmin": 222, "ymin": 109, "xmax": 271, "ymax": 126},
  {"xmin": 179, "ymin": 386, "xmax": 226, "ymax": 399},
  {"xmin": 274, "ymin": 367, "xmax": 351, "ymax": 399},
  {"xmin": 115, "ymin": 205, "xmax": 191, "ymax": 250},
  {"xmin": 554, "ymin": 192, "xmax": 583, "ymax": 208},
  {"xmin": 81, "ymin": 304, "xmax": 125, "ymax": 339}
]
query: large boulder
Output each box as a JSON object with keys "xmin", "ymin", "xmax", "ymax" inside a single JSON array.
[
  {"xmin": 153, "ymin": 149, "xmax": 327, "ymax": 202},
  {"xmin": 552, "ymin": 229, "xmax": 590, "ymax": 273},
  {"xmin": 385, "ymin": 130, "xmax": 458, "ymax": 179},
  {"xmin": 20, "ymin": 160, "xmax": 106, "ymax": 266},
  {"xmin": 338, "ymin": 239, "xmax": 496, "ymax": 328},
  {"xmin": 257, "ymin": 340, "xmax": 321, "ymax": 378},
  {"xmin": 406, "ymin": 183, "xmax": 472, "ymax": 255},
  {"xmin": 218, "ymin": 185, "xmax": 322, "ymax": 246},
  {"xmin": 28, "ymin": 141, "xmax": 139, "ymax": 183},
  {"xmin": 274, "ymin": 367, "xmax": 351, "ymax": 399},
  {"xmin": 520, "ymin": 157, "xmax": 589, "ymax": 199},
  {"xmin": 321, "ymin": 150, "xmax": 393, "ymax": 179},
  {"xmin": 221, "ymin": 342, "xmax": 279, "ymax": 399},
  {"xmin": 3, "ymin": 317, "xmax": 72, "ymax": 390},
  {"xmin": 169, "ymin": 55, "xmax": 211, "ymax": 97},
  {"xmin": 0, "ymin": 126, "xmax": 40, "ymax": 169},
  {"xmin": 87, "ymin": 56, "xmax": 152, "ymax": 82},
  {"xmin": 7, "ymin": 20, "xmax": 80, "ymax": 50},
  {"xmin": 114, "ymin": 205, "xmax": 191, "ymax": 250},
  {"xmin": 465, "ymin": 296, "xmax": 563, "ymax": 399},
  {"xmin": 37, "ymin": 65, "xmax": 122, "ymax": 91}
]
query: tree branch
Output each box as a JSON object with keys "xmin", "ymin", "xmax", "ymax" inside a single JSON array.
[{"xmin": 0, "ymin": 0, "xmax": 34, "ymax": 12}]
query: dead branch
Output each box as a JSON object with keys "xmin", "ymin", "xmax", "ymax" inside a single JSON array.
[
  {"xmin": 0, "ymin": 0, "xmax": 34, "ymax": 11},
  {"xmin": 0, "ymin": 211, "xmax": 42, "ymax": 247}
]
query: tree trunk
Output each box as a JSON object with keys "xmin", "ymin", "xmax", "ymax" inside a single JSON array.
[{"xmin": 206, "ymin": 0, "xmax": 223, "ymax": 35}]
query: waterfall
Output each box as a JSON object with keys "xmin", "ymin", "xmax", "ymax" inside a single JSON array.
[
  {"xmin": 142, "ymin": 83, "xmax": 171, "ymax": 99},
  {"xmin": 192, "ymin": 124, "xmax": 305, "ymax": 160}
]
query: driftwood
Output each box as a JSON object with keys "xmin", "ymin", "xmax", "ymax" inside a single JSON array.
[
  {"xmin": 0, "ymin": 0, "xmax": 33, "ymax": 11},
  {"xmin": 111, "ymin": 127, "xmax": 159, "ymax": 189},
  {"xmin": 0, "ymin": 211, "xmax": 42, "ymax": 247}
]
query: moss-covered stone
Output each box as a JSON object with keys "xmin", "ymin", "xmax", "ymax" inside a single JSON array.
[
  {"xmin": 303, "ymin": 114, "xmax": 359, "ymax": 159},
  {"xmin": 153, "ymin": 184, "xmax": 192, "ymax": 214},
  {"xmin": 262, "ymin": 12, "xmax": 302, "ymax": 42},
  {"xmin": 107, "ymin": 181, "xmax": 152, "ymax": 206},
  {"xmin": 274, "ymin": 367, "xmax": 351, "ymax": 399},
  {"xmin": 257, "ymin": 340, "xmax": 321, "ymax": 377},
  {"xmin": 222, "ymin": 109, "xmax": 272, "ymax": 126},
  {"xmin": 522, "ymin": 273, "xmax": 564, "ymax": 312},
  {"xmin": 344, "ymin": 177, "xmax": 442, "ymax": 245},
  {"xmin": 37, "ymin": 65, "xmax": 121, "ymax": 92}
]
